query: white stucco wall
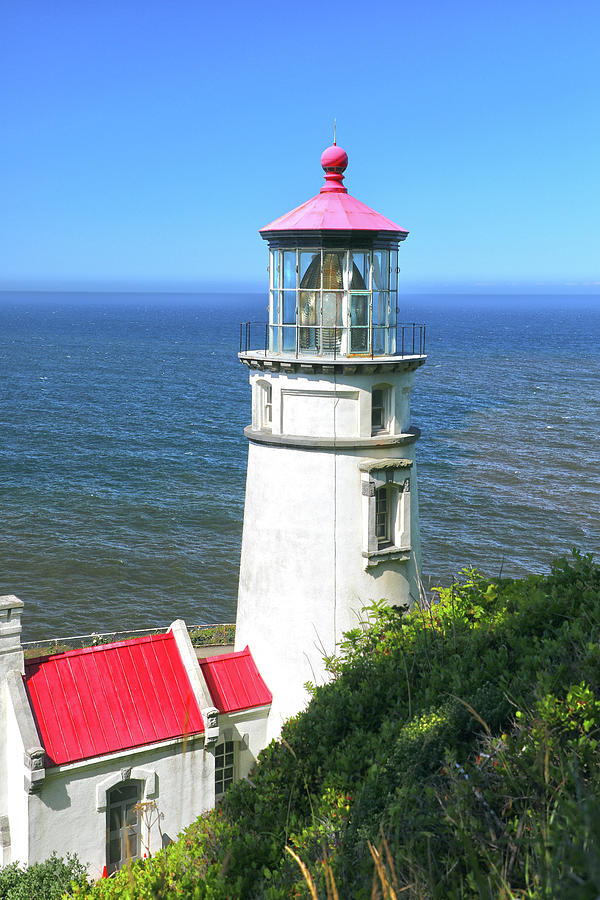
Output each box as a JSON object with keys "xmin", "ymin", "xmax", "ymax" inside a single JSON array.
[
  {"xmin": 26, "ymin": 735, "xmax": 211, "ymax": 878},
  {"xmin": 249, "ymin": 370, "xmax": 415, "ymax": 439},
  {"xmin": 0, "ymin": 595, "xmax": 26, "ymax": 853},
  {"xmin": 236, "ymin": 435, "xmax": 422, "ymax": 738},
  {"xmin": 22, "ymin": 707, "xmax": 271, "ymax": 877},
  {"xmin": 3, "ymin": 678, "xmax": 29, "ymax": 866},
  {"xmin": 218, "ymin": 706, "xmax": 271, "ymax": 779}
]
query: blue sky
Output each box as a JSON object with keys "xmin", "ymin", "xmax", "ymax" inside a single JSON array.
[{"xmin": 1, "ymin": 0, "xmax": 598, "ymax": 293}]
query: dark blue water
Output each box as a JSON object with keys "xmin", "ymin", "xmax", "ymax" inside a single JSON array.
[{"xmin": 1, "ymin": 292, "xmax": 599, "ymax": 640}]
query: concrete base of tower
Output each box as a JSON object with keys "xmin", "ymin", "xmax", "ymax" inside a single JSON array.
[{"xmin": 235, "ymin": 437, "xmax": 421, "ymax": 740}]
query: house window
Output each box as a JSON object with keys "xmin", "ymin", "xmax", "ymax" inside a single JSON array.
[
  {"xmin": 371, "ymin": 385, "xmax": 392, "ymax": 435},
  {"xmin": 215, "ymin": 740, "xmax": 235, "ymax": 800},
  {"xmin": 375, "ymin": 486, "xmax": 392, "ymax": 548},
  {"xmin": 106, "ymin": 781, "xmax": 141, "ymax": 874}
]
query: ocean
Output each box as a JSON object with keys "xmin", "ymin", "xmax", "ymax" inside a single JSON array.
[{"xmin": 1, "ymin": 292, "xmax": 599, "ymax": 641}]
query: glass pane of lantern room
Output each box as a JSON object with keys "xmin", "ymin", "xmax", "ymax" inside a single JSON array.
[
  {"xmin": 349, "ymin": 251, "xmax": 369, "ymax": 289},
  {"xmin": 373, "ymin": 292, "xmax": 389, "ymax": 354},
  {"xmin": 283, "ymin": 251, "xmax": 296, "ymax": 289},
  {"xmin": 299, "ymin": 290, "xmax": 318, "ymax": 352},
  {"xmin": 322, "ymin": 292, "xmax": 343, "ymax": 326},
  {"xmin": 389, "ymin": 250, "xmax": 398, "ymax": 291},
  {"xmin": 300, "ymin": 252, "xmax": 320, "ymax": 288},
  {"xmin": 322, "ymin": 252, "xmax": 344, "ymax": 290},
  {"xmin": 350, "ymin": 294, "xmax": 369, "ymax": 353},
  {"xmin": 271, "ymin": 251, "xmax": 279, "ymax": 289},
  {"xmin": 373, "ymin": 292, "xmax": 389, "ymax": 326},
  {"xmin": 270, "ymin": 290, "xmax": 279, "ymax": 324},
  {"xmin": 299, "ymin": 291, "xmax": 317, "ymax": 325},
  {"xmin": 373, "ymin": 250, "xmax": 389, "ymax": 290},
  {"xmin": 282, "ymin": 292, "xmax": 296, "ymax": 324},
  {"xmin": 282, "ymin": 327, "xmax": 296, "ymax": 352},
  {"xmin": 388, "ymin": 292, "xmax": 397, "ymax": 354},
  {"xmin": 321, "ymin": 291, "xmax": 343, "ymax": 355}
]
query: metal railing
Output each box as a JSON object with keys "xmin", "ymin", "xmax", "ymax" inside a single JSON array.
[
  {"xmin": 22, "ymin": 623, "xmax": 236, "ymax": 657},
  {"xmin": 239, "ymin": 322, "xmax": 426, "ymax": 359}
]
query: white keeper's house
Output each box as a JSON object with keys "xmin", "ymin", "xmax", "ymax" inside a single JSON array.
[{"xmin": 0, "ymin": 594, "xmax": 271, "ymax": 877}]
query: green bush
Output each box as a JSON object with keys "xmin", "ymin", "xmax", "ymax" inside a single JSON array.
[
  {"xmin": 0, "ymin": 853, "xmax": 87, "ymax": 899},
  {"xmin": 188, "ymin": 624, "xmax": 235, "ymax": 647},
  {"xmin": 77, "ymin": 552, "xmax": 600, "ymax": 898}
]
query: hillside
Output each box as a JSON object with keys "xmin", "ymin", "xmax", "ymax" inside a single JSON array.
[{"xmin": 75, "ymin": 552, "xmax": 600, "ymax": 899}]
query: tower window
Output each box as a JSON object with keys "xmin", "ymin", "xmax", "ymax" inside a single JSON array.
[
  {"xmin": 360, "ymin": 461, "xmax": 413, "ymax": 566},
  {"xmin": 255, "ymin": 380, "xmax": 273, "ymax": 432},
  {"xmin": 263, "ymin": 384, "xmax": 272, "ymax": 429},
  {"xmin": 375, "ymin": 486, "xmax": 392, "ymax": 548},
  {"xmin": 215, "ymin": 740, "xmax": 235, "ymax": 800},
  {"xmin": 371, "ymin": 385, "xmax": 392, "ymax": 435}
]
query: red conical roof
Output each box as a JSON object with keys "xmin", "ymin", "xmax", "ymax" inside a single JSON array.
[{"xmin": 260, "ymin": 145, "xmax": 408, "ymax": 237}]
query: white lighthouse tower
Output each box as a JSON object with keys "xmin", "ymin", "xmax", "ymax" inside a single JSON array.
[{"xmin": 235, "ymin": 144, "xmax": 426, "ymax": 736}]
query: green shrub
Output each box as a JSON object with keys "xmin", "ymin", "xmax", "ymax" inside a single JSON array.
[
  {"xmin": 188, "ymin": 624, "xmax": 235, "ymax": 647},
  {"xmin": 0, "ymin": 853, "xmax": 87, "ymax": 899}
]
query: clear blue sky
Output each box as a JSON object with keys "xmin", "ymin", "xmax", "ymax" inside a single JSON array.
[{"xmin": 1, "ymin": 0, "xmax": 598, "ymax": 293}]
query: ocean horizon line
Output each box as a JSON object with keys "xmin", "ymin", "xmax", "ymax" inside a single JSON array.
[{"xmin": 2, "ymin": 287, "xmax": 600, "ymax": 302}]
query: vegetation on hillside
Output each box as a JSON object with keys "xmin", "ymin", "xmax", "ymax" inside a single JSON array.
[
  {"xmin": 66, "ymin": 551, "xmax": 600, "ymax": 898},
  {"xmin": 0, "ymin": 852, "xmax": 87, "ymax": 899}
]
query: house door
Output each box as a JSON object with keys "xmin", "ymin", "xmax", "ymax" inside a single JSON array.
[{"xmin": 106, "ymin": 781, "xmax": 141, "ymax": 874}]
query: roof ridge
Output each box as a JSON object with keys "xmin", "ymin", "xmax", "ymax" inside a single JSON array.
[
  {"xmin": 24, "ymin": 631, "xmax": 170, "ymax": 668},
  {"xmin": 199, "ymin": 646, "xmax": 250, "ymax": 665}
]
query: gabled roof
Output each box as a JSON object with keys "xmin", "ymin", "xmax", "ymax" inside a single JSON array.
[
  {"xmin": 24, "ymin": 632, "xmax": 205, "ymax": 767},
  {"xmin": 199, "ymin": 646, "xmax": 272, "ymax": 713}
]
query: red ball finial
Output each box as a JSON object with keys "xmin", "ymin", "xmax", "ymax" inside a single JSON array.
[
  {"xmin": 321, "ymin": 145, "xmax": 348, "ymax": 172},
  {"xmin": 320, "ymin": 145, "xmax": 348, "ymax": 193}
]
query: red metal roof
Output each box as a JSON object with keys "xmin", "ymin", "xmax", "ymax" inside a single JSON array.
[
  {"xmin": 25, "ymin": 632, "xmax": 205, "ymax": 767},
  {"xmin": 260, "ymin": 144, "xmax": 408, "ymax": 237},
  {"xmin": 199, "ymin": 647, "xmax": 272, "ymax": 714}
]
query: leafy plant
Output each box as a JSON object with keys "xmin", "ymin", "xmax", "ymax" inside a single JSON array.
[{"xmin": 0, "ymin": 853, "xmax": 87, "ymax": 899}]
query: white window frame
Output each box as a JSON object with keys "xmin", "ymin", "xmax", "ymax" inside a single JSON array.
[
  {"xmin": 371, "ymin": 383, "xmax": 393, "ymax": 435},
  {"xmin": 215, "ymin": 739, "xmax": 236, "ymax": 800},
  {"xmin": 360, "ymin": 459, "xmax": 412, "ymax": 567},
  {"xmin": 106, "ymin": 780, "xmax": 141, "ymax": 874},
  {"xmin": 254, "ymin": 379, "xmax": 273, "ymax": 432}
]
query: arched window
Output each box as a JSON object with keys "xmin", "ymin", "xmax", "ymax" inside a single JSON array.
[
  {"xmin": 106, "ymin": 781, "xmax": 141, "ymax": 874},
  {"xmin": 371, "ymin": 384, "xmax": 392, "ymax": 435}
]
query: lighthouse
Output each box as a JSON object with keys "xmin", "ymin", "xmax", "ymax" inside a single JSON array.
[{"xmin": 235, "ymin": 144, "xmax": 426, "ymax": 736}]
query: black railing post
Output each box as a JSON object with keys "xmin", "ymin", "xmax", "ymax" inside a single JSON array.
[
  {"xmin": 401, "ymin": 325, "xmax": 405, "ymax": 357},
  {"xmin": 423, "ymin": 324, "xmax": 426, "ymax": 355},
  {"xmin": 265, "ymin": 323, "xmax": 268, "ymax": 354},
  {"xmin": 412, "ymin": 323, "xmax": 415, "ymax": 355},
  {"xmin": 239, "ymin": 323, "xmax": 243, "ymax": 353}
]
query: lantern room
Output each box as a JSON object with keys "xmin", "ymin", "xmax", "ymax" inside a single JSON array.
[{"xmin": 244, "ymin": 144, "xmax": 424, "ymax": 360}]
